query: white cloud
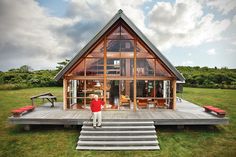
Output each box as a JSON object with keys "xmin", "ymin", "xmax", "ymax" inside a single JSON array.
[
  {"xmin": 232, "ymin": 41, "xmax": 236, "ymax": 45},
  {"xmin": 226, "ymin": 48, "xmax": 235, "ymax": 54},
  {"xmin": 146, "ymin": 0, "xmax": 231, "ymax": 50},
  {"xmin": 207, "ymin": 48, "xmax": 216, "ymax": 55},
  {"xmin": 0, "ymin": 0, "xmax": 81, "ymax": 70},
  {"xmin": 206, "ymin": 0, "xmax": 236, "ymax": 15},
  {"xmin": 0, "ymin": 0, "xmax": 235, "ymax": 70}
]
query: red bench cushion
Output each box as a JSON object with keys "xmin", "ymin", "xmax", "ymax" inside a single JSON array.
[
  {"xmin": 11, "ymin": 106, "xmax": 35, "ymax": 113},
  {"xmin": 20, "ymin": 106, "xmax": 34, "ymax": 110},
  {"xmin": 11, "ymin": 109, "xmax": 25, "ymax": 113},
  {"xmin": 204, "ymin": 105, "xmax": 226, "ymax": 114}
]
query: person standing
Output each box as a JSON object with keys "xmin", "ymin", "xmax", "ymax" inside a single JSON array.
[{"xmin": 90, "ymin": 95, "xmax": 104, "ymax": 129}]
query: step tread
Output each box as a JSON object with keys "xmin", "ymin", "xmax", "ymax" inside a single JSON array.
[
  {"xmin": 82, "ymin": 126, "xmax": 155, "ymax": 129},
  {"xmin": 81, "ymin": 130, "xmax": 156, "ymax": 134},
  {"xmin": 83, "ymin": 121, "xmax": 154, "ymax": 125},
  {"xmin": 78, "ymin": 140, "xmax": 159, "ymax": 145},
  {"xmin": 79, "ymin": 135, "xmax": 157, "ymax": 139},
  {"xmin": 76, "ymin": 145, "xmax": 160, "ymax": 150}
]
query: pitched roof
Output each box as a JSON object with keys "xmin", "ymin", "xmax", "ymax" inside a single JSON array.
[{"xmin": 55, "ymin": 9, "xmax": 185, "ymax": 81}]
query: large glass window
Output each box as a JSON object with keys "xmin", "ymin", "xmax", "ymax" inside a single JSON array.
[
  {"xmin": 106, "ymin": 26, "xmax": 134, "ymax": 77},
  {"xmin": 155, "ymin": 60, "xmax": 172, "ymax": 77},
  {"xmin": 70, "ymin": 60, "xmax": 85, "ymax": 76},
  {"xmin": 106, "ymin": 80, "xmax": 133, "ymax": 110},
  {"xmin": 120, "ymin": 80, "xmax": 133, "ymax": 110},
  {"xmin": 137, "ymin": 80, "xmax": 154, "ymax": 97},
  {"xmin": 107, "ymin": 58, "xmax": 133, "ymax": 76},
  {"xmin": 106, "ymin": 80, "xmax": 119, "ymax": 109},
  {"xmin": 136, "ymin": 59, "xmax": 155, "ymax": 76},
  {"xmin": 107, "ymin": 40, "xmax": 134, "ymax": 58},
  {"xmin": 107, "ymin": 25, "xmax": 134, "ymax": 40},
  {"xmin": 87, "ymin": 41, "xmax": 104, "ymax": 58},
  {"xmin": 66, "ymin": 23, "xmax": 176, "ymax": 110},
  {"xmin": 67, "ymin": 80, "xmax": 85, "ymax": 109},
  {"xmin": 136, "ymin": 42, "xmax": 154, "ymax": 58},
  {"xmin": 85, "ymin": 58, "xmax": 104, "ymax": 76},
  {"xmin": 67, "ymin": 79, "xmax": 104, "ymax": 109}
]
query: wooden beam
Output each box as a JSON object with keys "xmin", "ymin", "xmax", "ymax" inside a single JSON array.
[
  {"xmin": 65, "ymin": 75, "xmax": 174, "ymax": 81},
  {"xmin": 65, "ymin": 76, "xmax": 103, "ymax": 80},
  {"xmin": 133, "ymin": 39, "xmax": 137, "ymax": 112},
  {"xmin": 154, "ymin": 80, "xmax": 156, "ymax": 98},
  {"xmin": 104, "ymin": 38, "xmax": 107, "ymax": 110},
  {"xmin": 84, "ymin": 80, "xmax": 86, "ymax": 108},
  {"xmin": 107, "ymin": 77, "xmax": 133, "ymax": 80},
  {"xmin": 136, "ymin": 76, "xmax": 175, "ymax": 80},
  {"xmin": 63, "ymin": 78, "xmax": 68, "ymax": 110},
  {"xmin": 172, "ymin": 80, "xmax": 177, "ymax": 110}
]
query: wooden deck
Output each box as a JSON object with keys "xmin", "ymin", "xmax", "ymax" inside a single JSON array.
[{"xmin": 9, "ymin": 99, "xmax": 229, "ymax": 125}]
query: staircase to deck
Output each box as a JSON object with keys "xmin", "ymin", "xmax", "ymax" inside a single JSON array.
[{"xmin": 76, "ymin": 121, "xmax": 160, "ymax": 150}]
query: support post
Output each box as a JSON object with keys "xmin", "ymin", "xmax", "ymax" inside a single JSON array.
[
  {"xmin": 172, "ymin": 79, "xmax": 176, "ymax": 110},
  {"xmin": 63, "ymin": 78, "xmax": 68, "ymax": 110},
  {"xmin": 24, "ymin": 124, "xmax": 31, "ymax": 131},
  {"xmin": 103, "ymin": 38, "xmax": 107, "ymax": 110},
  {"xmin": 133, "ymin": 40, "xmax": 137, "ymax": 112}
]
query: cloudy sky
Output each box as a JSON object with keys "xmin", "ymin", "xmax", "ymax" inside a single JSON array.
[{"xmin": 0, "ymin": 0, "xmax": 236, "ymax": 71}]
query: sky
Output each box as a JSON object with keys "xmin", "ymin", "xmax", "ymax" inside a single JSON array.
[{"xmin": 0, "ymin": 0, "xmax": 236, "ymax": 71}]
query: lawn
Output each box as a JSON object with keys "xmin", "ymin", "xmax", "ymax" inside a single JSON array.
[{"xmin": 0, "ymin": 87, "xmax": 235, "ymax": 157}]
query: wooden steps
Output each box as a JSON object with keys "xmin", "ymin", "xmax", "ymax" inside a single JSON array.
[{"xmin": 76, "ymin": 121, "xmax": 160, "ymax": 150}]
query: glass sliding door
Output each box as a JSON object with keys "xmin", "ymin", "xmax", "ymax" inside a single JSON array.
[
  {"xmin": 120, "ymin": 80, "xmax": 133, "ymax": 110},
  {"xmin": 106, "ymin": 80, "xmax": 133, "ymax": 110},
  {"xmin": 106, "ymin": 80, "xmax": 120, "ymax": 109}
]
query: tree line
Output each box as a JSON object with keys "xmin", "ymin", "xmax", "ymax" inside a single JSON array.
[
  {"xmin": 176, "ymin": 66, "xmax": 236, "ymax": 89},
  {"xmin": 0, "ymin": 60, "xmax": 69, "ymax": 90},
  {"xmin": 0, "ymin": 62, "xmax": 235, "ymax": 89}
]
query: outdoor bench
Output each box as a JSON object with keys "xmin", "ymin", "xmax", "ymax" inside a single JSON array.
[
  {"xmin": 11, "ymin": 105, "xmax": 35, "ymax": 117},
  {"xmin": 203, "ymin": 105, "xmax": 226, "ymax": 117}
]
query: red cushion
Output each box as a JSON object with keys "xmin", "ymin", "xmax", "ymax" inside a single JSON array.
[
  {"xmin": 11, "ymin": 105, "xmax": 35, "ymax": 113},
  {"xmin": 19, "ymin": 106, "xmax": 35, "ymax": 110},
  {"xmin": 21, "ymin": 106, "xmax": 34, "ymax": 110},
  {"xmin": 204, "ymin": 105, "xmax": 226, "ymax": 114},
  {"xmin": 214, "ymin": 109, "xmax": 225, "ymax": 113},
  {"xmin": 11, "ymin": 109, "xmax": 25, "ymax": 113}
]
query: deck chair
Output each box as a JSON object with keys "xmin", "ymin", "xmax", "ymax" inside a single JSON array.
[
  {"xmin": 137, "ymin": 99, "xmax": 148, "ymax": 109},
  {"xmin": 156, "ymin": 99, "xmax": 167, "ymax": 108}
]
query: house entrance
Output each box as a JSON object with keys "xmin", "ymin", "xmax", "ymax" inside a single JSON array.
[{"xmin": 106, "ymin": 80, "xmax": 133, "ymax": 110}]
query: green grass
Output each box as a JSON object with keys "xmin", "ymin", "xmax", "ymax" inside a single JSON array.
[{"xmin": 0, "ymin": 87, "xmax": 236, "ymax": 157}]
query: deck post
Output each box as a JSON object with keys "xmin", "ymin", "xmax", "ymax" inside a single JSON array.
[
  {"xmin": 63, "ymin": 78, "xmax": 68, "ymax": 110},
  {"xmin": 172, "ymin": 79, "xmax": 176, "ymax": 110},
  {"xmin": 23, "ymin": 124, "xmax": 31, "ymax": 131}
]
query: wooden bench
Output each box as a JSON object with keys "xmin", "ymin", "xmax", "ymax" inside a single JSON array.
[
  {"xmin": 11, "ymin": 105, "xmax": 35, "ymax": 117},
  {"xmin": 203, "ymin": 105, "xmax": 226, "ymax": 117}
]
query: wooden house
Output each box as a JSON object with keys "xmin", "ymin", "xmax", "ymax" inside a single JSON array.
[{"xmin": 55, "ymin": 9, "xmax": 185, "ymax": 111}]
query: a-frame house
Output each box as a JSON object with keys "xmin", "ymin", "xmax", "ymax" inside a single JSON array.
[{"xmin": 55, "ymin": 9, "xmax": 185, "ymax": 111}]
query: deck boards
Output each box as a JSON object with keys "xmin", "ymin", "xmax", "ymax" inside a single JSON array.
[{"xmin": 8, "ymin": 99, "xmax": 229, "ymax": 125}]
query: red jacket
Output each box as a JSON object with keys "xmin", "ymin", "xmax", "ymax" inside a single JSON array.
[{"xmin": 90, "ymin": 99, "xmax": 105, "ymax": 112}]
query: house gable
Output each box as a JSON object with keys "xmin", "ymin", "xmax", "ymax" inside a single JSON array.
[{"xmin": 55, "ymin": 9, "xmax": 185, "ymax": 81}]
